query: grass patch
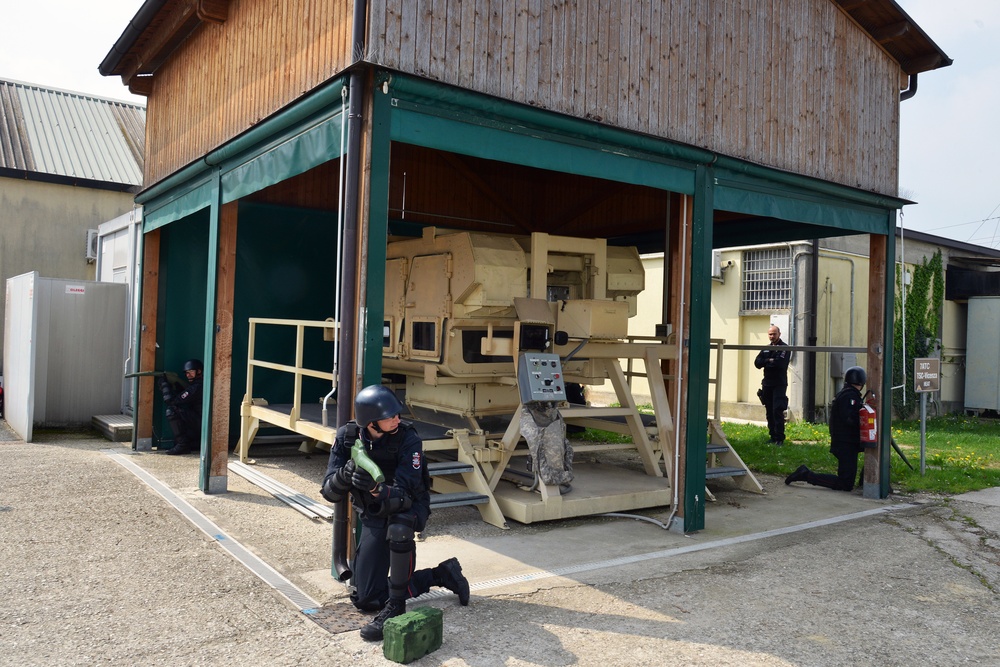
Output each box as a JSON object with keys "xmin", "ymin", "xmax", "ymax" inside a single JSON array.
[{"xmin": 721, "ymin": 414, "xmax": 1000, "ymax": 495}]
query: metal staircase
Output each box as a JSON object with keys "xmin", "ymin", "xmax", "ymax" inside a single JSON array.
[
  {"xmin": 427, "ymin": 460, "xmax": 490, "ymax": 509},
  {"xmin": 705, "ymin": 420, "xmax": 763, "ymax": 497}
]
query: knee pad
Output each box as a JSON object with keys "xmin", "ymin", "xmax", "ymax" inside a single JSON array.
[{"xmin": 387, "ymin": 522, "xmax": 415, "ymax": 551}]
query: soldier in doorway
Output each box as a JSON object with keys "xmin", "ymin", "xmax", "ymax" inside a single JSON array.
[{"xmin": 157, "ymin": 359, "xmax": 203, "ymax": 455}]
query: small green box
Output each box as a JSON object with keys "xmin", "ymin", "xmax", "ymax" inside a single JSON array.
[{"xmin": 382, "ymin": 606, "xmax": 443, "ymax": 664}]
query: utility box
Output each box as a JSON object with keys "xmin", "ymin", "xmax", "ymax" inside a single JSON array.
[
  {"xmin": 4, "ymin": 272, "xmax": 127, "ymax": 441},
  {"xmin": 965, "ymin": 296, "xmax": 1000, "ymax": 411},
  {"xmin": 830, "ymin": 352, "xmax": 857, "ymax": 378}
]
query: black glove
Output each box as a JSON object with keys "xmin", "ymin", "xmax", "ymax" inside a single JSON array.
[
  {"xmin": 320, "ymin": 460, "xmax": 355, "ymax": 503},
  {"xmin": 350, "ymin": 466, "xmax": 376, "ymax": 492},
  {"xmin": 158, "ymin": 376, "xmax": 176, "ymax": 404}
]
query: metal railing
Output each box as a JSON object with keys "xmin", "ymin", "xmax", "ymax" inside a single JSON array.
[
  {"xmin": 243, "ymin": 317, "xmax": 338, "ymax": 425},
  {"xmin": 615, "ymin": 337, "xmax": 868, "ymax": 422}
]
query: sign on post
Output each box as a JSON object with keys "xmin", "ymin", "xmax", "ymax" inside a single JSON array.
[
  {"xmin": 914, "ymin": 357, "xmax": 939, "ymax": 477},
  {"xmin": 914, "ymin": 358, "xmax": 940, "ymax": 393}
]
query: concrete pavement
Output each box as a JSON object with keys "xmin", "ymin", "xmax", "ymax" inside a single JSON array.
[{"xmin": 2, "ymin": 424, "xmax": 999, "ymax": 665}]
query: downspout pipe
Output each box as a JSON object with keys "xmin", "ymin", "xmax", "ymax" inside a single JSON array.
[
  {"xmin": 900, "ymin": 74, "xmax": 918, "ymax": 102},
  {"xmin": 332, "ymin": 0, "xmax": 369, "ymax": 583},
  {"xmin": 805, "ymin": 239, "xmax": 819, "ymax": 422}
]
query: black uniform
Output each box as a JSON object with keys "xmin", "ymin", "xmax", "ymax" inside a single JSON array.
[
  {"xmin": 323, "ymin": 419, "xmax": 434, "ymax": 610},
  {"xmin": 788, "ymin": 383, "xmax": 863, "ymax": 491},
  {"xmin": 158, "ymin": 374, "xmax": 203, "ymax": 453},
  {"xmin": 754, "ymin": 339, "xmax": 790, "ymax": 444}
]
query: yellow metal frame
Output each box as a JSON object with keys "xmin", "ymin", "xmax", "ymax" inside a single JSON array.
[{"xmin": 238, "ymin": 317, "xmax": 339, "ymax": 463}]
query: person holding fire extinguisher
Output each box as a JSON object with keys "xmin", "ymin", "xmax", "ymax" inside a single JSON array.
[{"xmin": 785, "ymin": 366, "xmax": 869, "ymax": 491}]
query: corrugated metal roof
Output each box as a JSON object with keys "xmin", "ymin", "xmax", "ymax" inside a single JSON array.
[{"xmin": 0, "ymin": 78, "xmax": 145, "ymax": 187}]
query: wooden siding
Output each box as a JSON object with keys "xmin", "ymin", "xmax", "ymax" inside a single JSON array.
[
  {"xmin": 144, "ymin": 0, "xmax": 354, "ymax": 186},
  {"xmin": 369, "ymin": 0, "xmax": 901, "ymax": 195},
  {"xmin": 145, "ymin": 0, "xmax": 902, "ymax": 196}
]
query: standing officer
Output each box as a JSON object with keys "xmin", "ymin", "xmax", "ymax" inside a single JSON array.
[
  {"xmin": 785, "ymin": 366, "xmax": 867, "ymax": 491},
  {"xmin": 321, "ymin": 384, "xmax": 470, "ymax": 642},
  {"xmin": 754, "ymin": 325, "xmax": 790, "ymax": 445},
  {"xmin": 157, "ymin": 359, "xmax": 203, "ymax": 455}
]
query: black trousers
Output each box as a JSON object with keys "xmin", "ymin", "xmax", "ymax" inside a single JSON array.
[
  {"xmin": 804, "ymin": 449, "xmax": 860, "ymax": 491},
  {"xmin": 166, "ymin": 410, "xmax": 200, "ymax": 449},
  {"xmin": 350, "ymin": 514, "xmax": 435, "ymax": 611},
  {"xmin": 761, "ymin": 384, "xmax": 787, "ymax": 443}
]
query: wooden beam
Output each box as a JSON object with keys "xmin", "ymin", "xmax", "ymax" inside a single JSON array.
[
  {"xmin": 211, "ymin": 201, "xmax": 238, "ymax": 480},
  {"xmin": 128, "ymin": 75, "xmax": 154, "ymax": 97},
  {"xmin": 670, "ymin": 194, "xmax": 694, "ymax": 523},
  {"xmin": 871, "ymin": 21, "xmax": 910, "ymax": 44},
  {"xmin": 196, "ymin": 0, "xmax": 229, "ymax": 23},
  {"xmin": 865, "ymin": 233, "xmax": 887, "ymax": 497},
  {"xmin": 120, "ymin": 2, "xmax": 201, "ymax": 83},
  {"xmin": 137, "ymin": 230, "xmax": 161, "ymax": 447}
]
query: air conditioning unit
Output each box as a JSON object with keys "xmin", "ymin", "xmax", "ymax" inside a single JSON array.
[{"xmin": 85, "ymin": 229, "xmax": 99, "ymax": 262}]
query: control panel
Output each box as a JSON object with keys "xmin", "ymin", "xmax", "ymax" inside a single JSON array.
[{"xmin": 517, "ymin": 352, "xmax": 567, "ymax": 403}]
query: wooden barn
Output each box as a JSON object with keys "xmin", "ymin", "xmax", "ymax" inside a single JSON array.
[{"xmin": 100, "ymin": 0, "xmax": 950, "ymax": 533}]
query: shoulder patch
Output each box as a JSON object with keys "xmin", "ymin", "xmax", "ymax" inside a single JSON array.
[{"xmin": 412, "ymin": 451, "xmax": 422, "ymax": 470}]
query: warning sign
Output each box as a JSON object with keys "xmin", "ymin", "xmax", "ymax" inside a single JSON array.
[{"xmin": 914, "ymin": 358, "xmax": 940, "ymax": 393}]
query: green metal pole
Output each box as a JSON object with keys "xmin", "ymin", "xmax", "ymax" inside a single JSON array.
[
  {"xmin": 683, "ymin": 164, "xmax": 715, "ymax": 533},
  {"xmin": 199, "ymin": 170, "xmax": 222, "ymax": 493},
  {"xmin": 361, "ymin": 74, "xmax": 393, "ymax": 388}
]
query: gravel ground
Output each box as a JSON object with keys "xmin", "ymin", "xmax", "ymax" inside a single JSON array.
[{"xmin": 2, "ymin": 423, "xmax": 999, "ymax": 666}]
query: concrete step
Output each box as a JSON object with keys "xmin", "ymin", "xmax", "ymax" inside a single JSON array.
[{"xmin": 92, "ymin": 414, "xmax": 133, "ymax": 442}]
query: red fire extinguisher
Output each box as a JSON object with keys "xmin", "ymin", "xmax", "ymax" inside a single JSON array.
[{"xmin": 860, "ymin": 391, "xmax": 877, "ymax": 447}]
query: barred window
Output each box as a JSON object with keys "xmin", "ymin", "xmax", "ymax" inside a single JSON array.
[{"xmin": 741, "ymin": 248, "xmax": 791, "ymax": 312}]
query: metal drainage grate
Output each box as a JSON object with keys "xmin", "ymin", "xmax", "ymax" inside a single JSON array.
[{"xmin": 302, "ymin": 602, "xmax": 373, "ymax": 634}]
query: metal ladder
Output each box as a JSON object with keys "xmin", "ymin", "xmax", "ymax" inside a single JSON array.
[{"xmin": 705, "ymin": 420, "xmax": 764, "ymax": 496}]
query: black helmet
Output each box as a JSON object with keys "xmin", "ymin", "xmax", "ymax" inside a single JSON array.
[
  {"xmin": 844, "ymin": 366, "xmax": 866, "ymax": 386},
  {"xmin": 354, "ymin": 385, "xmax": 404, "ymax": 426},
  {"xmin": 183, "ymin": 359, "xmax": 204, "ymax": 373}
]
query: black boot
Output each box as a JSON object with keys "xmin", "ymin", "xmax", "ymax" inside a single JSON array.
[
  {"xmin": 164, "ymin": 439, "xmax": 192, "ymax": 455},
  {"xmin": 433, "ymin": 557, "xmax": 470, "ymax": 605},
  {"xmin": 785, "ymin": 465, "xmax": 809, "ymax": 485},
  {"xmin": 360, "ymin": 598, "xmax": 406, "ymax": 642}
]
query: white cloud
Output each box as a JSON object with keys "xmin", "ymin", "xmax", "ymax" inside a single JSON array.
[
  {"xmin": 897, "ymin": 0, "xmax": 1000, "ymax": 245},
  {"xmin": 0, "ymin": 1, "xmax": 144, "ymax": 103}
]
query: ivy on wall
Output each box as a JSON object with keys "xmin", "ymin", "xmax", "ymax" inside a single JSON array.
[{"xmin": 893, "ymin": 249, "xmax": 944, "ymax": 418}]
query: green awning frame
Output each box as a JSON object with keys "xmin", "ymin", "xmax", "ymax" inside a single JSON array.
[
  {"xmin": 138, "ymin": 67, "xmax": 901, "ymax": 523},
  {"xmin": 139, "ymin": 75, "xmax": 349, "ymax": 232}
]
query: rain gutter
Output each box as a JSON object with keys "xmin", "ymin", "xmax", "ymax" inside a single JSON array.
[{"xmin": 99, "ymin": 0, "xmax": 169, "ymax": 76}]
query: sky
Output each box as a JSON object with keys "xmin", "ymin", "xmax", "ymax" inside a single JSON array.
[{"xmin": 1, "ymin": 1, "xmax": 997, "ymax": 247}]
